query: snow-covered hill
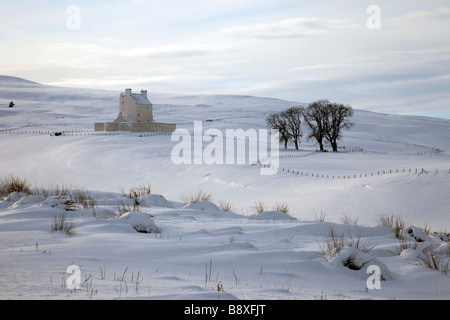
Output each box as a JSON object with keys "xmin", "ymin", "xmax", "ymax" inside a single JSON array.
[{"xmin": 0, "ymin": 76, "xmax": 449, "ymax": 300}]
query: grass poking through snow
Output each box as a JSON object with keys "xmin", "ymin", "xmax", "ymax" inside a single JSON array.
[
  {"xmin": 180, "ymin": 190, "xmax": 213, "ymax": 204},
  {"xmin": 0, "ymin": 175, "xmax": 31, "ymax": 197}
]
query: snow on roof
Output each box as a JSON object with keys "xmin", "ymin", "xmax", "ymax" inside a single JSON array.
[
  {"xmin": 131, "ymin": 93, "xmax": 152, "ymax": 105},
  {"xmin": 114, "ymin": 113, "xmax": 135, "ymax": 123},
  {"xmin": 121, "ymin": 115, "xmax": 134, "ymax": 122}
]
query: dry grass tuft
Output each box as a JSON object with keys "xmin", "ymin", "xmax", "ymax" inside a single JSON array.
[
  {"xmin": 51, "ymin": 213, "xmax": 76, "ymax": 236},
  {"xmin": 218, "ymin": 200, "xmax": 237, "ymax": 213},
  {"xmin": 129, "ymin": 184, "xmax": 152, "ymax": 199},
  {"xmin": 273, "ymin": 202, "xmax": 290, "ymax": 214},
  {"xmin": 119, "ymin": 184, "xmax": 152, "ymax": 199},
  {"xmin": 417, "ymin": 246, "xmax": 449, "ymax": 274},
  {"xmin": 250, "ymin": 200, "xmax": 267, "ymax": 214},
  {"xmin": 312, "ymin": 209, "xmax": 327, "ymax": 222},
  {"xmin": 340, "ymin": 213, "xmax": 358, "ymax": 225},
  {"xmin": 375, "ymin": 214, "xmax": 406, "ymax": 239},
  {"xmin": 0, "ymin": 175, "xmax": 31, "ymax": 197},
  {"xmin": 319, "ymin": 228, "xmax": 374, "ymax": 261},
  {"xmin": 70, "ymin": 187, "xmax": 96, "ymax": 209},
  {"xmin": 180, "ymin": 190, "xmax": 213, "ymax": 204}
]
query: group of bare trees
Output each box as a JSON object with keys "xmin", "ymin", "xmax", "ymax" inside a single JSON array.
[{"xmin": 266, "ymin": 99, "xmax": 354, "ymax": 152}]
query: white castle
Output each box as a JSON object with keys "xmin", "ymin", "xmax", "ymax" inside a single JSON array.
[{"xmin": 95, "ymin": 89, "xmax": 176, "ymax": 132}]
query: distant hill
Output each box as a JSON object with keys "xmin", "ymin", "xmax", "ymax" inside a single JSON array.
[{"xmin": 0, "ymin": 75, "xmax": 45, "ymax": 87}]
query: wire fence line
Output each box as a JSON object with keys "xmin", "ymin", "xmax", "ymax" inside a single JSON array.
[
  {"xmin": 252, "ymin": 162, "xmax": 450, "ymax": 179},
  {"xmin": 346, "ymin": 135, "xmax": 443, "ymax": 153},
  {"xmin": 0, "ymin": 129, "xmax": 175, "ymax": 137},
  {"xmin": 0, "ymin": 122, "xmax": 91, "ymax": 130}
]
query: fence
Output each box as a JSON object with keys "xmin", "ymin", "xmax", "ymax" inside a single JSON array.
[
  {"xmin": 252, "ymin": 162, "xmax": 449, "ymax": 179},
  {"xmin": 0, "ymin": 129, "xmax": 175, "ymax": 137},
  {"xmin": 346, "ymin": 135, "xmax": 442, "ymax": 154}
]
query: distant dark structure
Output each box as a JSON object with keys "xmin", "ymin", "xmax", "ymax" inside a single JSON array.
[{"xmin": 8, "ymin": 101, "xmax": 14, "ymax": 108}]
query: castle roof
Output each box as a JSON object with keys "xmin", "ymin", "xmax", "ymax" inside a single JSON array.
[{"xmin": 130, "ymin": 93, "xmax": 152, "ymax": 105}]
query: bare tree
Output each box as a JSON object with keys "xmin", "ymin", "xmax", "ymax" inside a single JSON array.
[
  {"xmin": 303, "ymin": 100, "xmax": 330, "ymax": 152},
  {"xmin": 281, "ymin": 106, "xmax": 304, "ymax": 150},
  {"xmin": 324, "ymin": 102, "xmax": 354, "ymax": 152},
  {"xmin": 266, "ymin": 112, "xmax": 291, "ymax": 149}
]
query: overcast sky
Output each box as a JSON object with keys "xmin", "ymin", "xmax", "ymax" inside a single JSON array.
[{"xmin": 1, "ymin": 0, "xmax": 449, "ymax": 118}]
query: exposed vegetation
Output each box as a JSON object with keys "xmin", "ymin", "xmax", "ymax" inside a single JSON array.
[
  {"xmin": 417, "ymin": 246, "xmax": 449, "ymax": 274},
  {"xmin": 340, "ymin": 213, "xmax": 358, "ymax": 225},
  {"xmin": 51, "ymin": 213, "xmax": 76, "ymax": 236},
  {"xmin": 0, "ymin": 175, "xmax": 31, "ymax": 197},
  {"xmin": 249, "ymin": 200, "xmax": 267, "ymax": 214},
  {"xmin": 319, "ymin": 228, "xmax": 374, "ymax": 261},
  {"xmin": 312, "ymin": 209, "xmax": 328, "ymax": 222},
  {"xmin": 218, "ymin": 200, "xmax": 237, "ymax": 213},
  {"xmin": 273, "ymin": 202, "xmax": 290, "ymax": 214},
  {"xmin": 119, "ymin": 184, "xmax": 152, "ymax": 199},
  {"xmin": 180, "ymin": 190, "xmax": 213, "ymax": 204},
  {"xmin": 375, "ymin": 214, "xmax": 406, "ymax": 239}
]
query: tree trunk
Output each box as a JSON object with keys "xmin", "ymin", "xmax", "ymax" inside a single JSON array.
[{"xmin": 331, "ymin": 141, "xmax": 338, "ymax": 152}]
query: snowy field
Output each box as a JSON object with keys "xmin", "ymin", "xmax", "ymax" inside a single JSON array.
[{"xmin": 0, "ymin": 75, "xmax": 449, "ymax": 300}]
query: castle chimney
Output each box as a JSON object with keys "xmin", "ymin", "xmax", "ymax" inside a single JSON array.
[
  {"xmin": 125, "ymin": 88, "xmax": 132, "ymax": 96},
  {"xmin": 140, "ymin": 90, "xmax": 147, "ymax": 98}
]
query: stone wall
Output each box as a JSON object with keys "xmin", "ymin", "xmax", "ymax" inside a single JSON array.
[{"xmin": 95, "ymin": 122, "xmax": 176, "ymax": 133}]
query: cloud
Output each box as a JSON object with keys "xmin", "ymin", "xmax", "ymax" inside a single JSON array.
[
  {"xmin": 388, "ymin": 7, "xmax": 450, "ymax": 25},
  {"xmin": 2, "ymin": 0, "xmax": 450, "ymax": 118},
  {"xmin": 49, "ymin": 41, "xmax": 222, "ymax": 59},
  {"xmin": 118, "ymin": 44, "xmax": 216, "ymax": 59},
  {"xmin": 221, "ymin": 17, "xmax": 358, "ymax": 39}
]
